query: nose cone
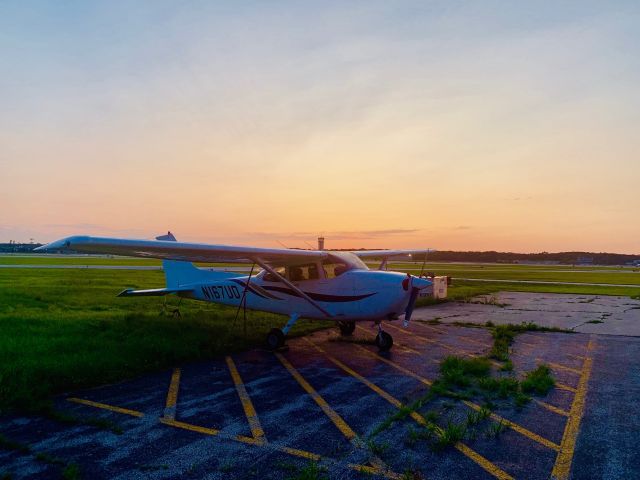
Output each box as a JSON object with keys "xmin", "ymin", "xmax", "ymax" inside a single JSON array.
[{"xmin": 411, "ymin": 276, "xmax": 432, "ymax": 290}]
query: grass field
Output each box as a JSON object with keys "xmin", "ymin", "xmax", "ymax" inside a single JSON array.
[
  {"xmin": 1, "ymin": 257, "xmax": 638, "ymax": 415},
  {"xmin": 0, "ymin": 268, "xmax": 330, "ymax": 414}
]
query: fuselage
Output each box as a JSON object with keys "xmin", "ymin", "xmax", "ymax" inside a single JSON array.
[{"xmin": 180, "ymin": 269, "xmax": 419, "ymax": 321}]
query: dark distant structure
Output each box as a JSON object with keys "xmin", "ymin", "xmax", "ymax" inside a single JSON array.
[{"xmin": 0, "ymin": 241, "xmax": 43, "ymax": 253}]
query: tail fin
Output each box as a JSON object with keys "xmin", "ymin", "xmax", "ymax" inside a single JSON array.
[{"xmin": 155, "ymin": 231, "xmax": 239, "ymax": 288}]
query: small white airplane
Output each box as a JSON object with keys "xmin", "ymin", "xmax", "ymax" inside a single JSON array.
[{"xmin": 36, "ymin": 232, "xmax": 434, "ymax": 351}]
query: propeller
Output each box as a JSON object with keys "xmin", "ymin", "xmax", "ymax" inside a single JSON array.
[{"xmin": 403, "ymin": 274, "xmax": 431, "ymax": 327}]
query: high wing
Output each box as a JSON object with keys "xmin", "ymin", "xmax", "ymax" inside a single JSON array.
[
  {"xmin": 35, "ymin": 235, "xmax": 329, "ymax": 265},
  {"xmin": 350, "ymin": 249, "xmax": 436, "ymax": 260}
]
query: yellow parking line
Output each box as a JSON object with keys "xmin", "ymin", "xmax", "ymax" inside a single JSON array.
[
  {"xmin": 555, "ymin": 383, "xmax": 578, "ymax": 393},
  {"xmin": 416, "ymin": 323, "xmax": 446, "ymax": 334},
  {"xmin": 69, "ymin": 394, "xmax": 399, "ymax": 478},
  {"xmin": 353, "ymin": 344, "xmax": 561, "ymax": 451},
  {"xmin": 67, "ymin": 397, "xmax": 144, "ymax": 417},
  {"xmin": 305, "ymin": 339, "xmax": 513, "ymax": 480},
  {"xmin": 567, "ymin": 354, "xmax": 585, "ymax": 361},
  {"xmin": 354, "ymin": 345, "xmax": 431, "ymax": 386},
  {"xmin": 385, "ymin": 323, "xmax": 478, "ymax": 356},
  {"xmin": 163, "ymin": 368, "xmax": 181, "ymax": 420},
  {"xmin": 275, "ymin": 352, "xmax": 357, "ymax": 441},
  {"xmin": 160, "ymin": 417, "xmax": 259, "ymax": 444},
  {"xmin": 551, "ymin": 338, "xmax": 595, "ymax": 480},
  {"xmin": 275, "ymin": 352, "xmax": 395, "ymax": 477},
  {"xmin": 466, "ymin": 403, "xmax": 560, "ymax": 451},
  {"xmin": 384, "ymin": 323, "xmax": 501, "ymax": 369},
  {"xmin": 534, "ymin": 400, "xmax": 569, "ymax": 417},
  {"xmin": 541, "ymin": 360, "xmax": 582, "ymax": 376},
  {"xmin": 226, "ymin": 356, "xmax": 266, "ymax": 442},
  {"xmin": 418, "ymin": 323, "xmax": 492, "ymax": 349}
]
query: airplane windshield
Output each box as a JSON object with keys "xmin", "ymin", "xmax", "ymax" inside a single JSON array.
[{"xmin": 323, "ymin": 252, "xmax": 369, "ymax": 275}]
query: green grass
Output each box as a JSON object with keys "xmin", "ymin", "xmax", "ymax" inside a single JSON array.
[
  {"xmin": 0, "ymin": 269, "xmax": 330, "ymax": 413},
  {"xmin": 489, "ymin": 325, "xmax": 517, "ymax": 361},
  {"xmin": 0, "ymin": 254, "xmax": 242, "ymax": 268},
  {"xmin": 521, "ymin": 365, "xmax": 555, "ymax": 395},
  {"xmin": 433, "ymin": 420, "xmax": 466, "ymax": 450},
  {"xmin": 385, "ymin": 261, "xmax": 640, "ymax": 285}
]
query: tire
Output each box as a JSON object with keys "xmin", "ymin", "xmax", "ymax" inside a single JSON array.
[
  {"xmin": 266, "ymin": 328, "xmax": 285, "ymax": 350},
  {"xmin": 375, "ymin": 331, "xmax": 393, "ymax": 351},
  {"xmin": 338, "ymin": 321, "xmax": 356, "ymax": 336}
]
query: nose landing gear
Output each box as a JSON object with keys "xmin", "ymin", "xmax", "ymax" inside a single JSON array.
[
  {"xmin": 375, "ymin": 330, "xmax": 393, "ymax": 351},
  {"xmin": 373, "ymin": 320, "xmax": 393, "ymax": 351}
]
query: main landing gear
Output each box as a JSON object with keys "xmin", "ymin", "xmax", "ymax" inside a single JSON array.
[
  {"xmin": 337, "ymin": 320, "xmax": 356, "ymax": 336},
  {"xmin": 266, "ymin": 313, "xmax": 300, "ymax": 350}
]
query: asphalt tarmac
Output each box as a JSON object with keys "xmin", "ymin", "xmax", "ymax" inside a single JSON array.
[{"xmin": 1, "ymin": 294, "xmax": 639, "ymax": 479}]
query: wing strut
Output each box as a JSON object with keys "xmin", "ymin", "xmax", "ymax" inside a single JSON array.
[{"xmin": 253, "ymin": 257, "xmax": 333, "ymax": 318}]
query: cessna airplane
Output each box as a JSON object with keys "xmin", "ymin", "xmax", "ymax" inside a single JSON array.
[{"xmin": 36, "ymin": 233, "xmax": 434, "ymax": 351}]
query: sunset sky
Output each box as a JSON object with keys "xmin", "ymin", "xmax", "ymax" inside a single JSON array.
[{"xmin": 1, "ymin": 1, "xmax": 639, "ymax": 253}]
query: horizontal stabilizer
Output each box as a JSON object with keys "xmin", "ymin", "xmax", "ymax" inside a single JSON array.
[{"xmin": 117, "ymin": 287, "xmax": 194, "ymax": 297}]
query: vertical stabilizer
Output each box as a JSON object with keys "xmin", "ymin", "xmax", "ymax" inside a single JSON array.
[
  {"xmin": 156, "ymin": 231, "xmax": 196, "ymax": 288},
  {"xmin": 155, "ymin": 231, "xmax": 239, "ymax": 288}
]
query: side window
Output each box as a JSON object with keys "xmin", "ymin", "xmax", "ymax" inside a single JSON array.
[
  {"xmin": 263, "ymin": 266, "xmax": 285, "ymax": 282},
  {"xmin": 322, "ymin": 262, "xmax": 348, "ymax": 279},
  {"xmin": 288, "ymin": 263, "xmax": 320, "ymax": 282}
]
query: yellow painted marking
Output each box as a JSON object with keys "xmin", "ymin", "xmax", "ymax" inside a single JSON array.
[
  {"xmin": 275, "ymin": 352, "xmax": 357, "ymax": 440},
  {"xmin": 551, "ymin": 339, "xmax": 595, "ymax": 480},
  {"xmin": 534, "ymin": 400, "xmax": 570, "ymax": 417},
  {"xmin": 67, "ymin": 398, "xmax": 144, "ymax": 417},
  {"xmin": 541, "ymin": 360, "xmax": 582, "ymax": 376},
  {"xmin": 354, "ymin": 345, "xmax": 432, "ymax": 386},
  {"xmin": 353, "ymin": 344, "xmax": 561, "ymax": 451},
  {"xmin": 305, "ymin": 339, "xmax": 513, "ymax": 480},
  {"xmin": 555, "ymin": 382, "xmax": 578, "ymax": 393},
  {"xmin": 568, "ymin": 353, "xmax": 586, "ymax": 361},
  {"xmin": 226, "ymin": 356, "xmax": 266, "ymax": 442},
  {"xmin": 417, "ymin": 323, "xmax": 446, "ymax": 334},
  {"xmin": 69, "ymin": 395, "xmax": 400, "ymax": 478},
  {"xmin": 163, "ymin": 367, "xmax": 181, "ymax": 419},
  {"xmin": 276, "ymin": 351, "xmax": 396, "ymax": 476},
  {"xmin": 385, "ymin": 323, "xmax": 486, "ymax": 358},
  {"xmin": 419, "ymin": 323, "xmax": 492, "ymax": 349},
  {"xmin": 465, "ymin": 402, "xmax": 560, "ymax": 451}
]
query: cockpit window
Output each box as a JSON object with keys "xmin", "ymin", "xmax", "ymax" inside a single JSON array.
[
  {"xmin": 263, "ymin": 266, "xmax": 285, "ymax": 282},
  {"xmin": 322, "ymin": 252, "xmax": 368, "ymax": 278},
  {"xmin": 288, "ymin": 263, "xmax": 320, "ymax": 282}
]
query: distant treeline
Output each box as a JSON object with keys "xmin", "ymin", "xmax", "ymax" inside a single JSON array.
[
  {"xmin": 344, "ymin": 249, "xmax": 639, "ymax": 265},
  {"xmin": 2, "ymin": 243, "xmax": 638, "ymax": 265},
  {"xmin": 415, "ymin": 251, "xmax": 639, "ymax": 265}
]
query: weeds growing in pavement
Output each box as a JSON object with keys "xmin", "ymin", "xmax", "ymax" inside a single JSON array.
[{"xmin": 521, "ymin": 364, "xmax": 555, "ymax": 395}]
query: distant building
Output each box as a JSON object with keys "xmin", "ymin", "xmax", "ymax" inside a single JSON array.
[{"xmin": 576, "ymin": 256, "xmax": 594, "ymax": 265}]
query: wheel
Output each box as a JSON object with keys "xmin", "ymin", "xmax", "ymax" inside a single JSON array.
[
  {"xmin": 375, "ymin": 331, "xmax": 393, "ymax": 351},
  {"xmin": 338, "ymin": 321, "xmax": 356, "ymax": 336},
  {"xmin": 266, "ymin": 328, "xmax": 285, "ymax": 350}
]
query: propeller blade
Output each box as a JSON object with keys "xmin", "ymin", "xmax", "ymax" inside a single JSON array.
[{"xmin": 403, "ymin": 286, "xmax": 420, "ymax": 327}]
